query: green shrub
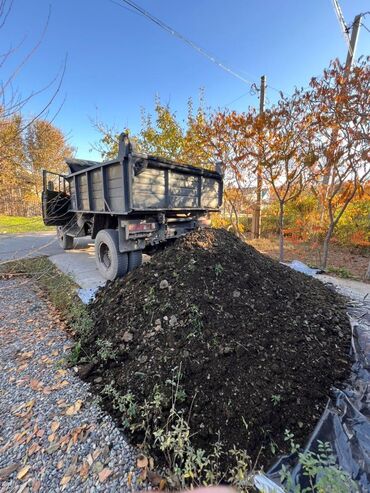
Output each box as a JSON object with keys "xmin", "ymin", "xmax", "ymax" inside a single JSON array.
[{"xmin": 281, "ymin": 433, "xmax": 359, "ymax": 493}]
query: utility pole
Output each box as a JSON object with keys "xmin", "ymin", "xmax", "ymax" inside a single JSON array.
[
  {"xmin": 322, "ymin": 13, "xmax": 363, "ymax": 189},
  {"xmin": 345, "ymin": 14, "xmax": 362, "ymax": 70},
  {"xmin": 331, "ymin": 0, "xmax": 363, "ymax": 67},
  {"xmin": 252, "ymin": 75, "xmax": 266, "ymax": 239},
  {"xmin": 259, "ymin": 75, "xmax": 266, "ymax": 117}
]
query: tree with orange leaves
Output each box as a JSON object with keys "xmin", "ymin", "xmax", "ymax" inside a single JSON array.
[
  {"xmin": 195, "ymin": 100, "xmax": 313, "ymax": 256},
  {"xmin": 197, "ymin": 109, "xmax": 259, "ymax": 237},
  {"xmin": 255, "ymin": 90, "xmax": 315, "ymax": 261},
  {"xmin": 306, "ymin": 57, "xmax": 370, "ymax": 269}
]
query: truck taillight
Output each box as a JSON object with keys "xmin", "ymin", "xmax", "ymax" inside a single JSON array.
[{"xmin": 128, "ymin": 223, "xmax": 156, "ymax": 233}]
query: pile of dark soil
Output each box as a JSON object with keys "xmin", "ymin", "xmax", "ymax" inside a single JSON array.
[{"xmin": 82, "ymin": 228, "xmax": 351, "ymax": 468}]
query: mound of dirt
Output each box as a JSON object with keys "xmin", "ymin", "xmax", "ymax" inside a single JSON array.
[{"xmin": 82, "ymin": 228, "xmax": 351, "ymax": 468}]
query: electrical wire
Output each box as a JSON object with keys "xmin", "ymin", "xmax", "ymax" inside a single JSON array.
[
  {"xmin": 223, "ymin": 81, "xmax": 262, "ymax": 107},
  {"xmin": 348, "ymin": 11, "xmax": 370, "ymax": 30},
  {"xmin": 112, "ymin": 0, "xmax": 257, "ymax": 86},
  {"xmin": 223, "ymin": 91, "xmax": 251, "ymax": 108},
  {"xmin": 359, "ymin": 12, "xmax": 370, "ymax": 35},
  {"xmin": 330, "ymin": 0, "xmax": 351, "ymax": 47},
  {"xmin": 111, "ymin": 0, "xmax": 286, "ymax": 106},
  {"xmin": 266, "ymin": 84, "xmax": 282, "ymax": 94}
]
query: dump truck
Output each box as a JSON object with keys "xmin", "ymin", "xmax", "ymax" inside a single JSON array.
[{"xmin": 42, "ymin": 133, "xmax": 223, "ymax": 280}]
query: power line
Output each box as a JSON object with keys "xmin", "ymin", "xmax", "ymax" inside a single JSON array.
[
  {"xmin": 330, "ymin": 0, "xmax": 351, "ymax": 48},
  {"xmin": 113, "ymin": 0, "xmax": 257, "ymax": 86},
  {"xmin": 112, "ymin": 0, "xmax": 285, "ymax": 105},
  {"xmin": 266, "ymin": 84, "xmax": 282, "ymax": 94},
  {"xmin": 223, "ymin": 89, "xmax": 255, "ymax": 108},
  {"xmin": 109, "ymin": 0, "xmax": 142, "ymax": 18},
  {"xmin": 359, "ymin": 11, "xmax": 370, "ymax": 35},
  {"xmin": 349, "ymin": 11, "xmax": 370, "ymax": 29},
  {"xmin": 362, "ymin": 22, "xmax": 370, "ymax": 34}
]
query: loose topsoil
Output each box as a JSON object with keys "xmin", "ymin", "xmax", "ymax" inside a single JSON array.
[{"xmin": 82, "ymin": 228, "xmax": 352, "ymax": 469}]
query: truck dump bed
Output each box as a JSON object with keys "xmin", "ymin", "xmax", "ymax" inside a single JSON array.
[
  {"xmin": 42, "ymin": 134, "xmax": 224, "ymax": 280},
  {"xmin": 66, "ymin": 137, "xmax": 223, "ymax": 215}
]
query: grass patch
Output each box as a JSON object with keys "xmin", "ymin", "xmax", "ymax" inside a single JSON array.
[
  {"xmin": 0, "ymin": 215, "xmax": 53, "ymax": 234},
  {"xmin": 0, "ymin": 257, "xmax": 93, "ymax": 349},
  {"xmin": 327, "ymin": 266, "xmax": 353, "ymax": 279}
]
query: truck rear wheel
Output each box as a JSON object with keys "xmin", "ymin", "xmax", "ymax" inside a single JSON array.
[
  {"xmin": 128, "ymin": 250, "xmax": 143, "ymax": 272},
  {"xmin": 57, "ymin": 227, "xmax": 74, "ymax": 250},
  {"xmin": 95, "ymin": 229, "xmax": 128, "ymax": 281}
]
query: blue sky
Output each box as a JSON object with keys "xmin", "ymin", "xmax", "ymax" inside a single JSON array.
[{"xmin": 3, "ymin": 0, "xmax": 370, "ymax": 159}]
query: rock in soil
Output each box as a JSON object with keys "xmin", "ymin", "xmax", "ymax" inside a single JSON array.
[{"xmin": 83, "ymin": 228, "xmax": 352, "ymax": 469}]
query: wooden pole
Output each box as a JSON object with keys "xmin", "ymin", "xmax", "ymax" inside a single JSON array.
[{"xmin": 252, "ymin": 75, "xmax": 266, "ymax": 239}]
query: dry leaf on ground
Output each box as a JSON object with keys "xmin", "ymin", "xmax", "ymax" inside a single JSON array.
[
  {"xmin": 32, "ymin": 479, "xmax": 41, "ymax": 492},
  {"xmin": 60, "ymin": 475, "xmax": 71, "ymax": 486},
  {"xmin": 98, "ymin": 468, "xmax": 112, "ymax": 483},
  {"xmin": 30, "ymin": 379, "xmax": 43, "ymax": 391},
  {"xmin": 0, "ymin": 463, "xmax": 18, "ymax": 479},
  {"xmin": 51, "ymin": 421, "xmax": 60, "ymax": 433},
  {"xmin": 48, "ymin": 433, "xmax": 56, "ymax": 443},
  {"xmin": 79, "ymin": 462, "xmax": 89, "ymax": 479},
  {"xmin": 65, "ymin": 399, "xmax": 83, "ymax": 416},
  {"xmin": 28, "ymin": 443, "xmax": 41, "ymax": 456},
  {"xmin": 17, "ymin": 465, "xmax": 30, "ymax": 480}
]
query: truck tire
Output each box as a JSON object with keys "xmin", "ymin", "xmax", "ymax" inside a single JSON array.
[
  {"xmin": 128, "ymin": 250, "xmax": 143, "ymax": 272},
  {"xmin": 57, "ymin": 227, "xmax": 74, "ymax": 250},
  {"xmin": 95, "ymin": 229, "xmax": 128, "ymax": 281}
]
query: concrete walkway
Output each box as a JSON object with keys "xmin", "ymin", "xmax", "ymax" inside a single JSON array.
[
  {"xmin": 315, "ymin": 273, "xmax": 370, "ymax": 302},
  {"xmin": 50, "ymin": 247, "xmax": 106, "ymax": 290},
  {"xmin": 286, "ymin": 260, "xmax": 370, "ymax": 302}
]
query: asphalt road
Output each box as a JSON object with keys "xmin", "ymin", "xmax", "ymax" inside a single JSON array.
[
  {"xmin": 0, "ymin": 232, "xmax": 94, "ymax": 263},
  {"xmin": 0, "ymin": 232, "xmax": 63, "ymax": 262},
  {"xmin": 0, "ymin": 233, "xmax": 106, "ymax": 296}
]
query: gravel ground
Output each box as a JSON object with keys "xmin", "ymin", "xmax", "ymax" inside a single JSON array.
[{"xmin": 0, "ymin": 278, "xmax": 139, "ymax": 492}]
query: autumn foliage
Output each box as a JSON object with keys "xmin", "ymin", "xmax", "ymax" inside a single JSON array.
[
  {"xmin": 95, "ymin": 58, "xmax": 369, "ymax": 270},
  {"xmin": 0, "ymin": 113, "xmax": 73, "ymax": 216}
]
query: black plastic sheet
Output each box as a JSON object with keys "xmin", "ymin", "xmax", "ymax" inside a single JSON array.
[{"xmin": 267, "ymin": 292, "xmax": 370, "ymax": 492}]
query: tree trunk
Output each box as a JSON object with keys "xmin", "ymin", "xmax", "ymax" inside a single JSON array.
[
  {"xmin": 252, "ymin": 164, "xmax": 263, "ymax": 239},
  {"xmin": 366, "ymin": 260, "xmax": 370, "ymax": 281},
  {"xmin": 321, "ymin": 223, "xmax": 335, "ymax": 270},
  {"xmin": 279, "ymin": 202, "xmax": 284, "ymax": 262},
  {"xmin": 229, "ymin": 200, "xmax": 241, "ymax": 238}
]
